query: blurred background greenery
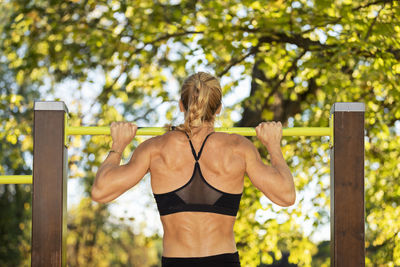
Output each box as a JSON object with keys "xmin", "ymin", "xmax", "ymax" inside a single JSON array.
[{"xmin": 1, "ymin": 0, "xmax": 399, "ymax": 266}]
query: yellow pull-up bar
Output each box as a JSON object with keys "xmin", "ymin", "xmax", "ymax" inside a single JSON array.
[
  {"xmin": 0, "ymin": 175, "xmax": 32, "ymax": 184},
  {"xmin": 66, "ymin": 126, "xmax": 331, "ymax": 137},
  {"xmin": 64, "ymin": 111, "xmax": 333, "ymax": 137},
  {"xmin": 1, "ymin": 115, "xmax": 334, "ymax": 184}
]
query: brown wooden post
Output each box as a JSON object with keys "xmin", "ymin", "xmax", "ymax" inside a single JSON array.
[
  {"xmin": 330, "ymin": 102, "xmax": 365, "ymax": 266},
  {"xmin": 32, "ymin": 101, "xmax": 68, "ymax": 267}
]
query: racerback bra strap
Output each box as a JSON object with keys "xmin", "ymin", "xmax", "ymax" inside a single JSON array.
[
  {"xmin": 184, "ymin": 132, "xmax": 214, "ymax": 161},
  {"xmin": 153, "ymin": 130, "xmax": 242, "ymax": 217}
]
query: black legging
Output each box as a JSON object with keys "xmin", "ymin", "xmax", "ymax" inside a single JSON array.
[{"xmin": 161, "ymin": 251, "xmax": 241, "ymax": 267}]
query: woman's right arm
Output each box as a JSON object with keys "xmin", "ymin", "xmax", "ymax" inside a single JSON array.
[{"xmin": 242, "ymin": 122, "xmax": 296, "ymax": 207}]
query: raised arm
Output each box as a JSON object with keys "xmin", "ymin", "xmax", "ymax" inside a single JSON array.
[
  {"xmin": 243, "ymin": 122, "xmax": 296, "ymax": 207},
  {"xmin": 91, "ymin": 122, "xmax": 152, "ymax": 203}
]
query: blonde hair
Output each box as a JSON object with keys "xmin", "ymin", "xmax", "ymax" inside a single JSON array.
[{"xmin": 175, "ymin": 72, "xmax": 222, "ymax": 136}]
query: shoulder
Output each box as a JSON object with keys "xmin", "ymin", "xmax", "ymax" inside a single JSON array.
[
  {"xmin": 211, "ymin": 132, "xmax": 255, "ymax": 152},
  {"xmin": 216, "ymin": 132, "xmax": 252, "ymax": 145},
  {"xmin": 159, "ymin": 129, "xmax": 187, "ymax": 143},
  {"xmin": 141, "ymin": 130, "xmax": 186, "ymax": 149}
]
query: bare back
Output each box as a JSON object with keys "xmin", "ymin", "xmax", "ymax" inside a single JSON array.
[
  {"xmin": 92, "ymin": 123, "xmax": 295, "ymax": 257},
  {"xmin": 149, "ymin": 130, "xmax": 245, "ymax": 257}
]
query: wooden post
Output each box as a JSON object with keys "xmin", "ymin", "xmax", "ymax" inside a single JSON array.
[
  {"xmin": 32, "ymin": 101, "xmax": 68, "ymax": 267},
  {"xmin": 330, "ymin": 102, "xmax": 365, "ymax": 266}
]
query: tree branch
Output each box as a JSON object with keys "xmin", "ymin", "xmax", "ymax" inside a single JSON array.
[
  {"xmin": 352, "ymin": 0, "xmax": 392, "ymax": 12},
  {"xmin": 97, "ymin": 30, "xmax": 203, "ymax": 104},
  {"xmin": 263, "ymin": 49, "xmax": 307, "ymax": 106},
  {"xmin": 217, "ymin": 48, "xmax": 257, "ymax": 77},
  {"xmin": 363, "ymin": 4, "xmax": 386, "ymax": 41},
  {"xmin": 236, "ymin": 28, "xmax": 335, "ymax": 51}
]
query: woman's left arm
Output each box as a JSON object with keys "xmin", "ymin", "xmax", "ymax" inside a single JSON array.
[{"xmin": 91, "ymin": 122, "xmax": 152, "ymax": 203}]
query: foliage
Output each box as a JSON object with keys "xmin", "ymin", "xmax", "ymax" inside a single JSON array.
[
  {"xmin": 67, "ymin": 197, "xmax": 161, "ymax": 267},
  {"xmin": 0, "ymin": 14, "xmax": 36, "ymax": 264},
  {"xmin": 1, "ymin": 0, "xmax": 400, "ymax": 266}
]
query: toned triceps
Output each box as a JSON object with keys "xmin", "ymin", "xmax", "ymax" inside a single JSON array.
[
  {"xmin": 115, "ymin": 138, "xmax": 153, "ymax": 190},
  {"xmin": 243, "ymin": 139, "xmax": 296, "ymax": 207},
  {"xmin": 91, "ymin": 138, "xmax": 153, "ymax": 203}
]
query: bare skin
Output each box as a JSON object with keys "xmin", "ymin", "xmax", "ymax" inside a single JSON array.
[{"xmin": 91, "ymin": 108, "xmax": 295, "ymax": 257}]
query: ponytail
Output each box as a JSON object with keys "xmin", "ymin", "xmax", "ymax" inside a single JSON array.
[{"xmin": 175, "ymin": 72, "xmax": 222, "ymax": 136}]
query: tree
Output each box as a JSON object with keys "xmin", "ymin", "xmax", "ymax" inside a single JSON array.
[
  {"xmin": 67, "ymin": 197, "xmax": 161, "ymax": 267},
  {"xmin": 1, "ymin": 0, "xmax": 399, "ymax": 265}
]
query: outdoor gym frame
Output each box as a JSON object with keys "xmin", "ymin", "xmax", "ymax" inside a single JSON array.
[{"xmin": 0, "ymin": 101, "xmax": 365, "ymax": 267}]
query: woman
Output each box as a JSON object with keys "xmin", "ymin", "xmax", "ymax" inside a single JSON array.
[{"xmin": 91, "ymin": 72, "xmax": 296, "ymax": 267}]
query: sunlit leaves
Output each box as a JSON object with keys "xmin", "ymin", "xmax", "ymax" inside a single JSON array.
[
  {"xmin": 1, "ymin": 0, "xmax": 400, "ymax": 265},
  {"xmin": 67, "ymin": 197, "xmax": 160, "ymax": 266}
]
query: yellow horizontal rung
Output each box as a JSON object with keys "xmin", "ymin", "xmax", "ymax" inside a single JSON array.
[
  {"xmin": 66, "ymin": 126, "xmax": 331, "ymax": 137},
  {"xmin": 0, "ymin": 175, "xmax": 32, "ymax": 184},
  {"xmin": 283, "ymin": 127, "xmax": 330, "ymax": 136}
]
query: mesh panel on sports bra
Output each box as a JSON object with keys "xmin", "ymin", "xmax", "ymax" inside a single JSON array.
[{"xmin": 175, "ymin": 162, "xmax": 223, "ymax": 205}]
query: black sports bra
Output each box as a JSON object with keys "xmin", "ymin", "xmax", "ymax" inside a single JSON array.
[{"xmin": 153, "ymin": 132, "xmax": 242, "ymax": 216}]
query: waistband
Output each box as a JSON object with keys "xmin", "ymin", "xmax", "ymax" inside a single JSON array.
[{"xmin": 162, "ymin": 251, "xmax": 240, "ymax": 265}]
